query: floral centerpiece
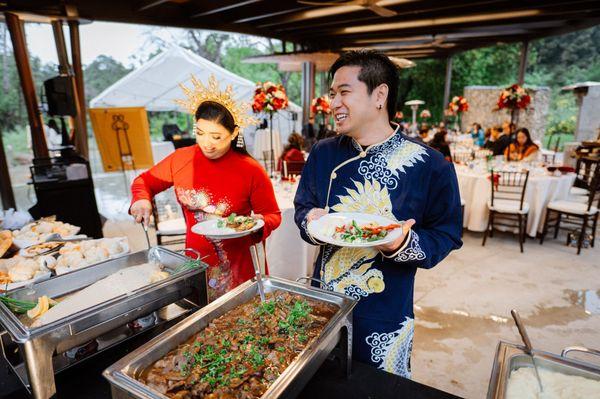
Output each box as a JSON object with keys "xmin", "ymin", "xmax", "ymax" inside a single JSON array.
[
  {"xmin": 420, "ymin": 109, "xmax": 431, "ymax": 119},
  {"xmin": 447, "ymin": 96, "xmax": 469, "ymax": 132},
  {"xmin": 310, "ymin": 95, "xmax": 331, "ymax": 116},
  {"xmin": 496, "ymin": 84, "xmax": 531, "ymax": 125},
  {"xmin": 447, "ymin": 96, "xmax": 469, "ymax": 114},
  {"xmin": 496, "ymin": 84, "xmax": 531, "ymax": 111},
  {"xmin": 252, "ymin": 81, "xmax": 288, "ymax": 176},
  {"xmin": 252, "ymin": 81, "xmax": 288, "ymax": 113},
  {"xmin": 394, "ymin": 111, "xmax": 404, "ymax": 120}
]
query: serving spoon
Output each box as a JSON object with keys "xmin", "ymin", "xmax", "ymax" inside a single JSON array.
[{"xmin": 511, "ymin": 309, "xmax": 544, "ymax": 393}]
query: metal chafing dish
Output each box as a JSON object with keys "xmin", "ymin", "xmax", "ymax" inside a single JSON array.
[
  {"xmin": 104, "ymin": 276, "xmax": 357, "ymax": 399},
  {"xmin": 0, "ymin": 247, "xmax": 207, "ymax": 399},
  {"xmin": 487, "ymin": 341, "xmax": 600, "ymax": 398}
]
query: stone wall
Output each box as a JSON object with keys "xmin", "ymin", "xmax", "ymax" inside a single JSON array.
[
  {"xmin": 461, "ymin": 85, "xmax": 550, "ymax": 142},
  {"xmin": 572, "ymin": 84, "xmax": 600, "ymax": 142}
]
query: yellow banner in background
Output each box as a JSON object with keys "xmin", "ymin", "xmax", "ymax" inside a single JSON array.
[{"xmin": 89, "ymin": 107, "xmax": 154, "ymax": 172}]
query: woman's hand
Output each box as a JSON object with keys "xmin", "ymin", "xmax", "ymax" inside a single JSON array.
[{"xmin": 130, "ymin": 199, "xmax": 152, "ymax": 226}]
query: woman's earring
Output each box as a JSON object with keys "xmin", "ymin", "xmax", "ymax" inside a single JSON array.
[
  {"xmin": 236, "ymin": 133, "xmax": 244, "ymax": 148},
  {"xmin": 377, "ymin": 104, "xmax": 383, "ymax": 110}
]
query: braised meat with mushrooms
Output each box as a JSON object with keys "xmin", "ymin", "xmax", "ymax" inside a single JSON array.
[{"xmin": 140, "ymin": 291, "xmax": 337, "ymax": 398}]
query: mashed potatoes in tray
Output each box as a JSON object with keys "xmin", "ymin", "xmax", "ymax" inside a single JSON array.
[{"xmin": 507, "ymin": 366, "xmax": 600, "ymax": 399}]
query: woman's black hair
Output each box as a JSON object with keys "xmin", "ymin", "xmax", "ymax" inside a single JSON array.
[
  {"xmin": 430, "ymin": 130, "xmax": 448, "ymax": 146},
  {"xmin": 195, "ymin": 101, "xmax": 249, "ymax": 156},
  {"xmin": 283, "ymin": 132, "xmax": 304, "ymax": 153},
  {"xmin": 516, "ymin": 127, "xmax": 537, "ymax": 150}
]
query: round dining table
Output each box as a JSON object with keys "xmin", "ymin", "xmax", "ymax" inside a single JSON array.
[
  {"xmin": 455, "ymin": 162, "xmax": 576, "ymax": 237},
  {"xmin": 265, "ymin": 179, "xmax": 318, "ymax": 281}
]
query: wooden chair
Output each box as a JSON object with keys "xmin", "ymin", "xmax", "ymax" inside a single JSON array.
[
  {"xmin": 151, "ymin": 199, "xmax": 186, "ymax": 246},
  {"xmin": 570, "ymin": 157, "xmax": 600, "ymax": 198},
  {"xmin": 482, "ymin": 170, "xmax": 530, "ymax": 252},
  {"xmin": 540, "ymin": 173, "xmax": 600, "ymax": 254},
  {"xmin": 282, "ymin": 160, "xmax": 305, "ymax": 179},
  {"xmin": 452, "ymin": 150, "xmax": 472, "ymax": 164}
]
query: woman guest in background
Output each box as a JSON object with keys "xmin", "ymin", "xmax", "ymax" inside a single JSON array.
[
  {"xmin": 429, "ymin": 129, "xmax": 452, "ymax": 161},
  {"xmin": 468, "ymin": 123, "xmax": 485, "ymax": 147},
  {"xmin": 278, "ymin": 132, "xmax": 305, "ymax": 172},
  {"xmin": 130, "ymin": 75, "xmax": 281, "ymax": 301},
  {"xmin": 504, "ymin": 127, "xmax": 539, "ymax": 162},
  {"xmin": 483, "ymin": 127, "xmax": 494, "ymax": 150}
]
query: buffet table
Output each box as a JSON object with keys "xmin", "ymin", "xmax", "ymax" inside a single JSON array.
[
  {"xmin": 456, "ymin": 163, "xmax": 576, "ymax": 237},
  {"xmin": 0, "ymin": 342, "xmax": 460, "ymax": 399}
]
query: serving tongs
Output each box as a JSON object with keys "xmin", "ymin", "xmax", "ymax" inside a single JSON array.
[
  {"xmin": 511, "ymin": 309, "xmax": 544, "ymax": 393},
  {"xmin": 140, "ymin": 222, "xmax": 160, "ymax": 267},
  {"xmin": 249, "ymin": 244, "xmax": 266, "ymax": 302}
]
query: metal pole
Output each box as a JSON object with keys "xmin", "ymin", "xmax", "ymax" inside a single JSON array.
[
  {"xmin": 68, "ymin": 20, "xmax": 90, "ymax": 158},
  {"xmin": 0, "ymin": 129, "xmax": 16, "ymax": 210},
  {"xmin": 518, "ymin": 41, "xmax": 529, "ymax": 86},
  {"xmin": 301, "ymin": 61, "xmax": 315, "ymax": 127},
  {"xmin": 442, "ymin": 55, "xmax": 453, "ymax": 122},
  {"xmin": 52, "ymin": 20, "xmax": 87, "ymax": 158},
  {"xmin": 5, "ymin": 12, "xmax": 49, "ymax": 159}
]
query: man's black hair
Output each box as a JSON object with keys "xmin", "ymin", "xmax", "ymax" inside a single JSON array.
[{"xmin": 328, "ymin": 50, "xmax": 399, "ymax": 121}]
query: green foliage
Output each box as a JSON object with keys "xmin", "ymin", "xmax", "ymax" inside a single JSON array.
[{"xmin": 83, "ymin": 55, "xmax": 132, "ymax": 104}]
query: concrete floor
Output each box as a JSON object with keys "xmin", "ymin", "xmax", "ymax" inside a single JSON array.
[
  {"xmin": 411, "ymin": 231, "xmax": 600, "ymax": 399},
  {"xmin": 101, "ymin": 217, "xmax": 600, "ymax": 399}
]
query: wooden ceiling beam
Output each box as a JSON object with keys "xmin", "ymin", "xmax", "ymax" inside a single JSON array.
[{"xmin": 190, "ymin": 0, "xmax": 263, "ymax": 18}]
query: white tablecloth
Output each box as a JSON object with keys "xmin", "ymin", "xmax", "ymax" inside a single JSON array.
[
  {"xmin": 253, "ymin": 129, "xmax": 282, "ymax": 164},
  {"xmin": 266, "ymin": 181, "xmax": 317, "ymax": 281},
  {"xmin": 457, "ymin": 166, "xmax": 576, "ymax": 237}
]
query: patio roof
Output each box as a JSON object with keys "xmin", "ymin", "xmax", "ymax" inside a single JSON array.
[{"xmin": 3, "ymin": 0, "xmax": 600, "ymax": 59}]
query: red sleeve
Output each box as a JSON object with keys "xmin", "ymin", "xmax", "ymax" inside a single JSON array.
[
  {"xmin": 130, "ymin": 151, "xmax": 176, "ymax": 207},
  {"xmin": 250, "ymin": 163, "xmax": 282, "ymax": 241}
]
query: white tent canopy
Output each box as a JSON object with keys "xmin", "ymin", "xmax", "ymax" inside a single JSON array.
[{"xmin": 90, "ymin": 45, "xmax": 302, "ymax": 153}]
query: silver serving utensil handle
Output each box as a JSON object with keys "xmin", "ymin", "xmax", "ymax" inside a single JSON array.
[
  {"xmin": 142, "ymin": 223, "xmax": 151, "ymax": 249},
  {"xmin": 250, "ymin": 244, "xmax": 266, "ymax": 302},
  {"xmin": 511, "ymin": 309, "xmax": 544, "ymax": 392}
]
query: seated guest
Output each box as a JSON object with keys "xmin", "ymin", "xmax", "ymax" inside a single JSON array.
[
  {"xmin": 491, "ymin": 125, "xmax": 511, "ymax": 156},
  {"xmin": 417, "ymin": 128, "xmax": 430, "ymax": 143},
  {"xmin": 483, "ymin": 128, "xmax": 494, "ymax": 150},
  {"xmin": 504, "ymin": 128, "xmax": 539, "ymax": 162},
  {"xmin": 429, "ymin": 130, "xmax": 451, "ymax": 161},
  {"xmin": 278, "ymin": 133, "xmax": 305, "ymax": 175},
  {"xmin": 468, "ymin": 123, "xmax": 485, "ymax": 147}
]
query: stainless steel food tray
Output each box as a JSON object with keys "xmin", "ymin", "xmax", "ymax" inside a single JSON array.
[
  {"xmin": 0, "ymin": 247, "xmax": 207, "ymax": 399},
  {"xmin": 487, "ymin": 341, "xmax": 600, "ymax": 398},
  {"xmin": 104, "ymin": 276, "xmax": 357, "ymax": 399}
]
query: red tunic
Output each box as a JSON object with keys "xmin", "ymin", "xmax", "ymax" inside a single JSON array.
[{"xmin": 131, "ymin": 146, "xmax": 281, "ymax": 300}]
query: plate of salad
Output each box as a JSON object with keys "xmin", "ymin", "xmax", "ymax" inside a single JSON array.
[
  {"xmin": 191, "ymin": 213, "xmax": 264, "ymax": 240},
  {"xmin": 307, "ymin": 212, "xmax": 404, "ymax": 248}
]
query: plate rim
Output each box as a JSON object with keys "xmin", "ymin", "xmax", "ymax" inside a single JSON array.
[
  {"xmin": 307, "ymin": 212, "xmax": 402, "ymax": 248},
  {"xmin": 191, "ymin": 218, "xmax": 264, "ymax": 239}
]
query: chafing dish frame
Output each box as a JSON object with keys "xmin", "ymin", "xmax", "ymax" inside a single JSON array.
[
  {"xmin": 487, "ymin": 340, "xmax": 600, "ymax": 398},
  {"xmin": 0, "ymin": 247, "xmax": 207, "ymax": 399},
  {"xmin": 104, "ymin": 276, "xmax": 357, "ymax": 399}
]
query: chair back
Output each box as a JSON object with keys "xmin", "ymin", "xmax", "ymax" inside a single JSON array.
[
  {"xmin": 542, "ymin": 152, "xmax": 556, "ymax": 165},
  {"xmin": 489, "ymin": 169, "xmax": 530, "ymax": 211},
  {"xmin": 452, "ymin": 150, "xmax": 472, "ymax": 164},
  {"xmin": 282, "ymin": 160, "xmax": 305, "ymax": 178},
  {"xmin": 474, "ymin": 149, "xmax": 492, "ymax": 159},
  {"xmin": 585, "ymin": 172, "xmax": 600, "ymax": 212},
  {"xmin": 574, "ymin": 157, "xmax": 600, "ymax": 190},
  {"xmin": 262, "ymin": 150, "xmax": 274, "ymax": 173}
]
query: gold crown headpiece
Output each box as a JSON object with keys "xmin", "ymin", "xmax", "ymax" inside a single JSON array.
[{"xmin": 175, "ymin": 74, "xmax": 257, "ymax": 130}]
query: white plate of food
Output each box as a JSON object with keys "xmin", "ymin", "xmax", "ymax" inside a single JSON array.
[
  {"xmin": 307, "ymin": 212, "xmax": 404, "ymax": 248},
  {"xmin": 191, "ymin": 214, "xmax": 264, "ymax": 240}
]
